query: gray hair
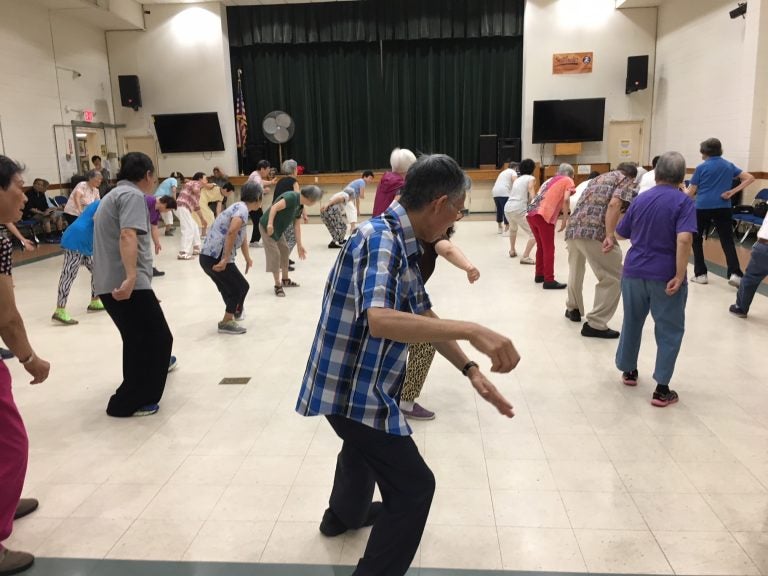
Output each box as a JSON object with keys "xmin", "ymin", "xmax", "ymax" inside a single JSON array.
[
  {"xmin": 86, "ymin": 169, "xmax": 101, "ymax": 181},
  {"xmin": 557, "ymin": 163, "xmax": 574, "ymax": 177},
  {"xmin": 300, "ymin": 184, "xmax": 323, "ymax": 202},
  {"xmin": 654, "ymin": 151, "xmax": 686, "ymax": 185},
  {"xmin": 281, "ymin": 159, "xmax": 298, "ymax": 175},
  {"xmin": 390, "ymin": 148, "xmax": 417, "ymax": 174},
  {"xmin": 240, "ymin": 181, "xmax": 263, "ymax": 204},
  {"xmin": 399, "ymin": 154, "xmax": 466, "ymax": 211}
]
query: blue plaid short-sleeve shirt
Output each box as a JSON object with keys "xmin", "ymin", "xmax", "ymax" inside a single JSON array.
[{"xmin": 296, "ymin": 202, "xmax": 431, "ymax": 435}]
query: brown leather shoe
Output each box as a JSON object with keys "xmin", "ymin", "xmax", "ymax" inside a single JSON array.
[
  {"xmin": 13, "ymin": 499, "xmax": 38, "ymax": 521},
  {"xmin": 0, "ymin": 548, "xmax": 34, "ymax": 575}
]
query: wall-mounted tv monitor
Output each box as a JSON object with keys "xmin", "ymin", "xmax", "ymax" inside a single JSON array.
[
  {"xmin": 153, "ymin": 112, "xmax": 225, "ymax": 153},
  {"xmin": 532, "ymin": 98, "xmax": 606, "ymax": 143}
]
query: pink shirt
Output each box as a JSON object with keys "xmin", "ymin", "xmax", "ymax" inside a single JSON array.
[
  {"xmin": 176, "ymin": 180, "xmax": 203, "ymax": 211},
  {"xmin": 64, "ymin": 181, "xmax": 100, "ymax": 216}
]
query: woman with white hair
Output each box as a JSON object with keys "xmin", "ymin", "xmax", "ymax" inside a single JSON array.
[
  {"xmin": 272, "ymin": 159, "xmax": 303, "ymax": 261},
  {"xmin": 63, "ymin": 170, "xmax": 102, "ymax": 225},
  {"xmin": 372, "ymin": 148, "xmax": 417, "ymax": 217}
]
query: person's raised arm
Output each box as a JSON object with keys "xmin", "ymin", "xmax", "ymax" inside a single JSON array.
[
  {"xmin": 112, "ymin": 228, "xmax": 138, "ymax": 301},
  {"xmin": 435, "ymin": 239, "xmax": 479, "ymax": 283}
]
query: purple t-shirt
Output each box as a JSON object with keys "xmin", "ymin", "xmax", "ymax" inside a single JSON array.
[
  {"xmin": 616, "ymin": 184, "xmax": 697, "ymax": 282},
  {"xmin": 145, "ymin": 195, "xmax": 160, "ymax": 226}
]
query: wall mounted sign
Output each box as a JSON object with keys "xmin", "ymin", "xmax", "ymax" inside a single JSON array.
[{"xmin": 553, "ymin": 52, "xmax": 593, "ymax": 74}]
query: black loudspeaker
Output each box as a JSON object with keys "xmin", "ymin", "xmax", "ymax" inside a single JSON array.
[
  {"xmin": 626, "ymin": 55, "xmax": 649, "ymax": 94},
  {"xmin": 498, "ymin": 137, "xmax": 521, "ymax": 166},
  {"xmin": 118, "ymin": 75, "xmax": 142, "ymax": 110},
  {"xmin": 478, "ymin": 134, "xmax": 498, "ymax": 167}
]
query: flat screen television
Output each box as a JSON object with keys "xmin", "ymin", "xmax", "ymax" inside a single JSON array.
[
  {"xmin": 532, "ymin": 98, "xmax": 606, "ymax": 143},
  {"xmin": 153, "ymin": 112, "xmax": 225, "ymax": 153}
]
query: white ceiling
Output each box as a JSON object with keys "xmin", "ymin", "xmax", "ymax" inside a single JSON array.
[{"xmin": 144, "ymin": 0, "xmax": 356, "ymax": 4}]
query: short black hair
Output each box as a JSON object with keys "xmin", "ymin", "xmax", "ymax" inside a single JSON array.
[
  {"xmin": 700, "ymin": 138, "xmax": 723, "ymax": 157},
  {"xmin": 170, "ymin": 171, "xmax": 184, "ymax": 181},
  {"xmin": 518, "ymin": 158, "xmax": 536, "ymax": 176},
  {"xmin": 588, "ymin": 170, "xmax": 601, "ymax": 179},
  {"xmin": 0, "ymin": 155, "xmax": 23, "ymax": 190},
  {"xmin": 399, "ymin": 154, "xmax": 466, "ymax": 211},
  {"xmin": 616, "ymin": 163, "xmax": 638, "ymax": 179},
  {"xmin": 362, "ymin": 170, "xmax": 374, "ymax": 179},
  {"xmin": 241, "ymin": 181, "xmax": 263, "ymax": 204},
  {"xmin": 192, "ymin": 172, "xmax": 205, "ymax": 181},
  {"xmin": 651, "ymin": 155, "xmax": 660, "ymax": 169},
  {"xmin": 222, "ymin": 182, "xmax": 235, "ymax": 192},
  {"xmin": 91, "ymin": 155, "xmax": 102, "ymax": 163},
  {"xmin": 256, "ymin": 160, "xmax": 270, "ymax": 170},
  {"xmin": 116, "ymin": 152, "xmax": 154, "ymax": 182},
  {"xmin": 158, "ymin": 196, "xmax": 177, "ymax": 210}
]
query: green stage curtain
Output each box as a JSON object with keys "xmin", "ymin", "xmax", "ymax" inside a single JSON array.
[{"xmin": 229, "ymin": 1, "xmax": 523, "ymax": 172}]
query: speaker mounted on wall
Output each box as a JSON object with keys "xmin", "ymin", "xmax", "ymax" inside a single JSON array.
[
  {"xmin": 625, "ymin": 55, "xmax": 649, "ymax": 95},
  {"xmin": 118, "ymin": 75, "xmax": 142, "ymax": 111}
]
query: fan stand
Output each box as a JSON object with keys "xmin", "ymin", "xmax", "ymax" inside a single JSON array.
[{"xmin": 278, "ymin": 144, "xmax": 283, "ymax": 167}]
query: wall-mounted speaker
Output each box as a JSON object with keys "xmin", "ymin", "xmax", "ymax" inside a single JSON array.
[
  {"xmin": 478, "ymin": 134, "xmax": 498, "ymax": 167},
  {"xmin": 626, "ymin": 55, "xmax": 649, "ymax": 94},
  {"xmin": 498, "ymin": 137, "xmax": 521, "ymax": 166},
  {"xmin": 118, "ymin": 75, "xmax": 142, "ymax": 110}
]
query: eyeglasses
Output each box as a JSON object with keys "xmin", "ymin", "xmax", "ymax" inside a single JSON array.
[{"xmin": 447, "ymin": 198, "xmax": 468, "ymax": 220}]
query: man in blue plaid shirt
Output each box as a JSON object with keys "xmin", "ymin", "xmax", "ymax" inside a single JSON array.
[{"xmin": 296, "ymin": 154, "xmax": 520, "ymax": 576}]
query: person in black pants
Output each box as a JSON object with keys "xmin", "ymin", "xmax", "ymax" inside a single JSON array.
[
  {"xmin": 92, "ymin": 152, "xmax": 173, "ymax": 417},
  {"xmin": 686, "ymin": 138, "xmax": 754, "ymax": 286},
  {"xmin": 199, "ymin": 182, "xmax": 261, "ymax": 335},
  {"xmin": 247, "ymin": 160, "xmax": 276, "ymax": 246},
  {"xmin": 296, "ymin": 154, "xmax": 520, "ymax": 576}
]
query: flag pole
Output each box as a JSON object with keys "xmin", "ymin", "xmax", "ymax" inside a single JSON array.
[{"xmin": 236, "ymin": 68, "xmax": 247, "ymax": 175}]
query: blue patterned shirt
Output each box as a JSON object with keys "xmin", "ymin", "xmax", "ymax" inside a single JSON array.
[
  {"xmin": 296, "ymin": 202, "xmax": 431, "ymax": 435},
  {"xmin": 200, "ymin": 202, "xmax": 249, "ymax": 262}
]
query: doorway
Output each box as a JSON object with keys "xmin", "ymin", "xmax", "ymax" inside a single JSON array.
[{"xmin": 607, "ymin": 121, "xmax": 643, "ymax": 169}]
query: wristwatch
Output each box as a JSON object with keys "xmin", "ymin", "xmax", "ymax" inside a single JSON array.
[
  {"xmin": 19, "ymin": 353, "xmax": 35, "ymax": 365},
  {"xmin": 461, "ymin": 361, "xmax": 479, "ymax": 376}
]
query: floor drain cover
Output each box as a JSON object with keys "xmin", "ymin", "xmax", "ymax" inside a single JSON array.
[{"xmin": 218, "ymin": 377, "xmax": 251, "ymax": 385}]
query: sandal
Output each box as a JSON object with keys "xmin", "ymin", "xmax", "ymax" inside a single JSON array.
[
  {"xmin": 509, "ymin": 251, "xmax": 518, "ymax": 258},
  {"xmin": 274, "ymin": 285, "xmax": 286, "ymax": 297},
  {"xmin": 282, "ymin": 278, "xmax": 300, "ymax": 287}
]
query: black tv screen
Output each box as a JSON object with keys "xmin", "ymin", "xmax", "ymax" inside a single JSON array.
[
  {"xmin": 532, "ymin": 98, "xmax": 606, "ymax": 143},
  {"xmin": 153, "ymin": 112, "xmax": 225, "ymax": 153}
]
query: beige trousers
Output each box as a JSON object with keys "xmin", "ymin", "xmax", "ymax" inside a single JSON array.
[{"xmin": 565, "ymin": 238, "xmax": 623, "ymax": 330}]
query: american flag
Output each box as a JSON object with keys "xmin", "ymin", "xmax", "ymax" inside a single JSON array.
[{"xmin": 235, "ymin": 71, "xmax": 247, "ymax": 150}]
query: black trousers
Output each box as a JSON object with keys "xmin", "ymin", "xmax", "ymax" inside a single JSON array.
[
  {"xmin": 63, "ymin": 213, "xmax": 77, "ymax": 226},
  {"xmin": 692, "ymin": 207, "xmax": 743, "ymax": 278},
  {"xmin": 249, "ymin": 208, "xmax": 263, "ymax": 242},
  {"xmin": 199, "ymin": 254, "xmax": 249, "ymax": 314},
  {"xmin": 100, "ymin": 290, "xmax": 173, "ymax": 417},
  {"xmin": 326, "ymin": 415, "xmax": 435, "ymax": 576}
]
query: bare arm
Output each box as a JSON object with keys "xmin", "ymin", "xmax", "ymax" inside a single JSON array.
[
  {"xmin": 557, "ymin": 189, "xmax": 573, "ymax": 232},
  {"xmin": 722, "ymin": 171, "xmax": 755, "ymax": 200},
  {"xmin": 112, "ymin": 228, "xmax": 138, "ymax": 301},
  {"xmin": 367, "ymin": 307, "xmax": 520, "ymax": 373},
  {"xmin": 601, "ymin": 196, "xmax": 623, "ymax": 253},
  {"xmin": 685, "ymin": 184, "xmax": 697, "ymax": 199},
  {"xmin": 266, "ymin": 198, "xmax": 286, "ymax": 235},
  {"xmin": 666, "ymin": 231, "xmax": 693, "ymax": 295},
  {"xmin": 435, "ymin": 239, "xmax": 479, "ymax": 283},
  {"xmin": 240, "ymin": 232, "xmax": 252, "ymax": 273},
  {"xmin": 0, "ymin": 276, "xmax": 50, "ymax": 383},
  {"xmin": 151, "ymin": 224, "xmax": 162, "ymax": 255},
  {"xmin": 295, "ymin": 218, "xmax": 306, "ymax": 259}
]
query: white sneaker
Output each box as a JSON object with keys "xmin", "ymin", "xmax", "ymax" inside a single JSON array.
[
  {"xmin": 728, "ymin": 274, "xmax": 742, "ymax": 287},
  {"xmin": 690, "ymin": 274, "xmax": 708, "ymax": 284}
]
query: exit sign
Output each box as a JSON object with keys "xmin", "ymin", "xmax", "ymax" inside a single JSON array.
[{"xmin": 83, "ymin": 110, "xmax": 94, "ymax": 122}]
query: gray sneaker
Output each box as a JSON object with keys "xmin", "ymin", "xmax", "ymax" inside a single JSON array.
[{"xmin": 218, "ymin": 320, "xmax": 246, "ymax": 335}]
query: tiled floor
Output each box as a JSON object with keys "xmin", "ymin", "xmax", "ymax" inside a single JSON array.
[{"xmin": 5, "ymin": 220, "xmax": 768, "ymax": 576}]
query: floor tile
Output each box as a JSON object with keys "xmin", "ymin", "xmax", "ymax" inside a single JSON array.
[
  {"xmin": 733, "ymin": 532, "xmax": 768, "ymax": 575},
  {"xmin": 539, "ymin": 433, "xmax": 609, "ymax": 461},
  {"xmin": 575, "ymin": 529, "xmax": 673, "ymax": 574},
  {"xmin": 678, "ymin": 461, "xmax": 766, "ymax": 494},
  {"xmin": 485, "ymin": 459, "xmax": 556, "ymax": 491},
  {"xmin": 492, "ymin": 490, "xmax": 570, "ymax": 528},
  {"xmin": 140, "ymin": 484, "xmax": 225, "ymax": 521},
  {"xmin": 261, "ymin": 521, "xmax": 344, "ymax": 565},
  {"xmin": 481, "ymin": 432, "xmax": 546, "ymax": 460},
  {"xmin": 704, "ymin": 493, "xmax": 768, "ymax": 531},
  {"xmin": 36, "ymin": 517, "xmax": 133, "ymax": 558},
  {"xmin": 548, "ymin": 460, "xmax": 625, "ymax": 492},
  {"xmin": 633, "ymin": 492, "xmax": 725, "ymax": 531},
  {"xmin": 560, "ymin": 490, "xmax": 646, "ymax": 530},
  {"xmin": 106, "ymin": 519, "xmax": 203, "ymax": 560},
  {"xmin": 613, "ymin": 460, "xmax": 698, "ymax": 493},
  {"xmin": 182, "ymin": 520, "xmax": 274, "ymax": 562},
  {"xmin": 70, "ymin": 484, "xmax": 161, "ymax": 520},
  {"xmin": 278, "ymin": 485, "xmax": 331, "ymax": 523},
  {"xmin": 209, "ymin": 484, "xmax": 290, "ymax": 522},
  {"xmin": 426, "ymin": 488, "xmax": 495, "ymax": 526},
  {"xmin": 420, "ymin": 525, "xmax": 501, "ymax": 569},
  {"xmin": 655, "ymin": 530, "xmax": 760, "ymax": 575},
  {"xmin": 497, "ymin": 526, "xmax": 586, "ymax": 572},
  {"xmin": 599, "ymin": 434, "xmax": 673, "ymax": 463}
]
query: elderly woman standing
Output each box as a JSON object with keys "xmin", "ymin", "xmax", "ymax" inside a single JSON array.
[
  {"xmin": 0, "ymin": 155, "xmax": 51, "ymax": 576},
  {"xmin": 63, "ymin": 169, "xmax": 102, "ymax": 225},
  {"xmin": 614, "ymin": 152, "xmax": 697, "ymax": 407},
  {"xmin": 371, "ymin": 148, "xmax": 417, "ymax": 217},
  {"xmin": 526, "ymin": 163, "xmax": 574, "ymax": 289},
  {"xmin": 199, "ymin": 182, "xmax": 261, "ymax": 335},
  {"xmin": 320, "ymin": 188, "xmax": 354, "ymax": 248},
  {"xmin": 176, "ymin": 172, "xmax": 211, "ymax": 260},
  {"xmin": 260, "ymin": 185, "xmax": 322, "ymax": 296}
]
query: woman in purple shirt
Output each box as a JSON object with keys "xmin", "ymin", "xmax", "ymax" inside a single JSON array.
[{"xmin": 614, "ymin": 151, "xmax": 698, "ymax": 407}]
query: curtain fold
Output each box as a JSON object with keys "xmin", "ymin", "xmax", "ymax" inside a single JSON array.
[{"xmin": 229, "ymin": 0, "xmax": 524, "ymax": 172}]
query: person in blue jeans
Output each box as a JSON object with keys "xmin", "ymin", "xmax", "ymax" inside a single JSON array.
[
  {"xmin": 686, "ymin": 137, "xmax": 754, "ymax": 286},
  {"xmin": 614, "ymin": 152, "xmax": 698, "ymax": 407},
  {"xmin": 730, "ymin": 217, "xmax": 768, "ymax": 318}
]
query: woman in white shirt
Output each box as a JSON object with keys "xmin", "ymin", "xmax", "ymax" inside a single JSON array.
[
  {"xmin": 63, "ymin": 170, "xmax": 101, "ymax": 225},
  {"xmin": 503, "ymin": 158, "xmax": 536, "ymax": 263},
  {"xmin": 491, "ymin": 163, "xmax": 517, "ymax": 234}
]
